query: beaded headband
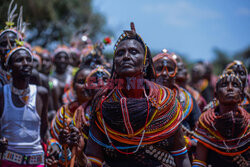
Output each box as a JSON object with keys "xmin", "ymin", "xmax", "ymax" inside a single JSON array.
[
  {"xmin": 114, "ymin": 22, "xmax": 148, "ymax": 65},
  {"xmin": 153, "ymin": 49, "xmax": 178, "ymax": 78},
  {"xmin": 0, "ymin": 29, "xmax": 23, "ymax": 41},
  {"xmin": 171, "ymin": 53, "xmax": 183, "ymax": 64},
  {"xmin": 216, "ymin": 69, "xmax": 243, "ymax": 89},
  {"xmin": 85, "ymin": 65, "xmax": 111, "ymax": 84},
  {"xmin": 225, "ymin": 60, "xmax": 248, "ymax": 76},
  {"xmin": 5, "ymin": 46, "xmax": 33, "ymax": 67}
]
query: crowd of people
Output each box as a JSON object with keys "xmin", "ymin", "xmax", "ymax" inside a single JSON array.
[{"xmin": 0, "ymin": 1, "xmax": 249, "ymax": 167}]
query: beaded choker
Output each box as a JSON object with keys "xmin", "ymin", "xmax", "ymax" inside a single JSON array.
[{"xmin": 11, "ymin": 83, "xmax": 30, "ymax": 104}]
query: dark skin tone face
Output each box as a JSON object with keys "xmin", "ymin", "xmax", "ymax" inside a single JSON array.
[
  {"xmin": 86, "ymin": 71, "xmax": 109, "ymax": 95},
  {"xmin": 74, "ymin": 68, "xmax": 92, "ymax": 103},
  {"xmin": 228, "ymin": 65, "xmax": 247, "ymax": 88},
  {"xmin": 154, "ymin": 57, "xmax": 176, "ymax": 88},
  {"xmin": 53, "ymin": 52, "xmax": 69, "ymax": 74},
  {"xmin": 176, "ymin": 61, "xmax": 188, "ymax": 83},
  {"xmin": 41, "ymin": 52, "xmax": 52, "ymax": 75},
  {"xmin": 0, "ymin": 32, "xmax": 17, "ymax": 57},
  {"xmin": 191, "ymin": 63, "xmax": 206, "ymax": 82},
  {"xmin": 114, "ymin": 39, "xmax": 145, "ymax": 78},
  {"xmin": 70, "ymin": 51, "xmax": 80, "ymax": 67},
  {"xmin": 33, "ymin": 58, "xmax": 40, "ymax": 70},
  {"xmin": 216, "ymin": 77, "xmax": 243, "ymax": 106},
  {"xmin": 9, "ymin": 49, "xmax": 33, "ymax": 78}
]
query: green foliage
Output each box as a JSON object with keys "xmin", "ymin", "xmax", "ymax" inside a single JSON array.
[{"xmin": 0, "ymin": 0, "xmax": 108, "ymax": 47}]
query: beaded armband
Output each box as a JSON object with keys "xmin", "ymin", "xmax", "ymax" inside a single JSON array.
[
  {"xmin": 87, "ymin": 156, "xmax": 103, "ymax": 167},
  {"xmin": 170, "ymin": 146, "xmax": 187, "ymax": 157},
  {"xmin": 192, "ymin": 159, "xmax": 207, "ymax": 167}
]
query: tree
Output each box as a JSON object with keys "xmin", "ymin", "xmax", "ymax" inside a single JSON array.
[{"xmin": 0, "ymin": 0, "xmax": 110, "ymax": 48}]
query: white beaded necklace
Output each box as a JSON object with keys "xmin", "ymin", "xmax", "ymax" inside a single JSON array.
[{"xmin": 10, "ymin": 83, "xmax": 30, "ymax": 104}]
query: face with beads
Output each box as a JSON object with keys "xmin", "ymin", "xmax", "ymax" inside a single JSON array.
[
  {"xmin": 227, "ymin": 64, "xmax": 247, "ymax": 88},
  {"xmin": 114, "ymin": 39, "xmax": 145, "ymax": 78},
  {"xmin": 154, "ymin": 57, "xmax": 176, "ymax": 88},
  {"xmin": 85, "ymin": 69, "xmax": 110, "ymax": 95},
  {"xmin": 9, "ymin": 49, "xmax": 33, "ymax": 78},
  {"xmin": 216, "ymin": 76, "xmax": 243, "ymax": 105},
  {"xmin": 0, "ymin": 32, "xmax": 17, "ymax": 60}
]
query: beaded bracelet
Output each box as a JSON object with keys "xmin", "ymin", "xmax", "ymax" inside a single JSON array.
[
  {"xmin": 192, "ymin": 159, "xmax": 207, "ymax": 167},
  {"xmin": 170, "ymin": 146, "xmax": 187, "ymax": 157},
  {"xmin": 87, "ymin": 156, "xmax": 103, "ymax": 167}
]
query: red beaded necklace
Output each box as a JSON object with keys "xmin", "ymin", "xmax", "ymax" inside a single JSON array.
[{"xmin": 100, "ymin": 87, "xmax": 150, "ymax": 155}]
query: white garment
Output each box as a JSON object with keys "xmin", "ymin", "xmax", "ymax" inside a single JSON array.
[{"xmin": 0, "ymin": 84, "xmax": 43, "ymax": 154}]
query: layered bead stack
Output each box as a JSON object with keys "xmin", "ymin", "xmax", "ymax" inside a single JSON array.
[{"xmin": 145, "ymin": 145, "xmax": 176, "ymax": 166}]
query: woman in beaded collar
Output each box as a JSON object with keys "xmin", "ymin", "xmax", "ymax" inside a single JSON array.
[
  {"xmin": 153, "ymin": 50, "xmax": 201, "ymax": 131},
  {"xmin": 193, "ymin": 70, "xmax": 249, "ymax": 167},
  {"xmin": 84, "ymin": 23, "xmax": 191, "ymax": 167},
  {"xmin": 204, "ymin": 60, "xmax": 249, "ymax": 113}
]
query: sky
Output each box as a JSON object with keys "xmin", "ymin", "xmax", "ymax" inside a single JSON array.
[{"xmin": 93, "ymin": 0, "xmax": 250, "ymax": 62}]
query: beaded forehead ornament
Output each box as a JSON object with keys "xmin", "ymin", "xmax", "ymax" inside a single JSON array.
[
  {"xmin": 153, "ymin": 49, "xmax": 178, "ymax": 78},
  {"xmin": 225, "ymin": 60, "xmax": 248, "ymax": 78},
  {"xmin": 114, "ymin": 22, "xmax": 148, "ymax": 65},
  {"xmin": 216, "ymin": 69, "xmax": 243, "ymax": 90},
  {"xmin": 85, "ymin": 65, "xmax": 111, "ymax": 84},
  {"xmin": 5, "ymin": 46, "xmax": 33, "ymax": 67}
]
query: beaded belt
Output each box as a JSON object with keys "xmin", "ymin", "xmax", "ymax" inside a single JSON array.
[{"xmin": 0, "ymin": 150, "xmax": 44, "ymax": 165}]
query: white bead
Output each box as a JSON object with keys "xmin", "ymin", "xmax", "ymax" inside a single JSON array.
[
  {"xmin": 165, "ymin": 157, "xmax": 169, "ymax": 163},
  {"xmin": 149, "ymin": 146, "xmax": 153, "ymax": 150}
]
